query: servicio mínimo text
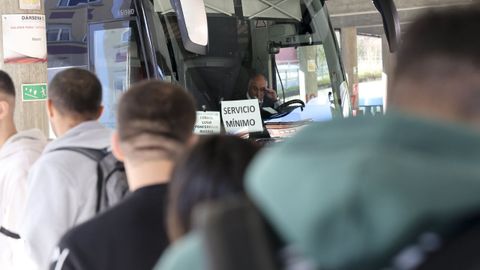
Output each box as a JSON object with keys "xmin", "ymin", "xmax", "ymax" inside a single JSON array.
[
  {"xmin": 224, "ymin": 119, "xmax": 256, "ymax": 128},
  {"xmin": 223, "ymin": 106, "xmax": 256, "ymax": 115}
]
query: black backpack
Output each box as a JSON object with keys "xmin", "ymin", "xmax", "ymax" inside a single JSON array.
[{"xmin": 54, "ymin": 147, "xmax": 130, "ymax": 213}]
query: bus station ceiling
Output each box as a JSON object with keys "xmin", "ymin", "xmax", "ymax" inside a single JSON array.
[{"xmin": 326, "ymin": 0, "xmax": 477, "ymax": 36}]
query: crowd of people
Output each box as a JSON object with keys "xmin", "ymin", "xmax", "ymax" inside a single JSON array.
[{"xmin": 1, "ymin": 5, "xmax": 480, "ymax": 270}]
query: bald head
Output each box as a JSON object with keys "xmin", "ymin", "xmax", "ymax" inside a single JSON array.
[{"xmin": 389, "ymin": 6, "xmax": 480, "ymax": 127}]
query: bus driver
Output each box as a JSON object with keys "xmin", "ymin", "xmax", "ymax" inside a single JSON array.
[{"xmin": 246, "ymin": 74, "xmax": 280, "ymax": 109}]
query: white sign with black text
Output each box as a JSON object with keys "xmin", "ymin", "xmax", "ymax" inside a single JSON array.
[
  {"xmin": 194, "ymin": 111, "xmax": 221, "ymax": 135},
  {"xmin": 2, "ymin": 14, "xmax": 47, "ymax": 64},
  {"xmin": 221, "ymin": 99, "xmax": 263, "ymax": 134}
]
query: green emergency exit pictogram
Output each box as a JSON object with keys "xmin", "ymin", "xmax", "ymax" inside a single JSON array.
[{"xmin": 22, "ymin": 84, "xmax": 47, "ymax": 102}]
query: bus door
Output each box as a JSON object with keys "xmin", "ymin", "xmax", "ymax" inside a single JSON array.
[{"xmin": 88, "ymin": 19, "xmax": 147, "ymax": 128}]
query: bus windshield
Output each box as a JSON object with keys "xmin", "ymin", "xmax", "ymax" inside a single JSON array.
[{"xmin": 149, "ymin": 0, "xmax": 350, "ymax": 122}]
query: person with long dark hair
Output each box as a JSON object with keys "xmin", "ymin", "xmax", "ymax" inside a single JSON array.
[{"xmin": 167, "ymin": 135, "xmax": 260, "ymax": 241}]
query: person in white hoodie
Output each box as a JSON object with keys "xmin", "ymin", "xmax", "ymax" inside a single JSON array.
[
  {"xmin": 0, "ymin": 70, "xmax": 47, "ymax": 269},
  {"xmin": 20, "ymin": 68, "xmax": 111, "ymax": 270}
]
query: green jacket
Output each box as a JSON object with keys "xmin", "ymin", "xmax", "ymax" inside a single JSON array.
[
  {"xmin": 156, "ymin": 113, "xmax": 480, "ymax": 270},
  {"xmin": 246, "ymin": 113, "xmax": 480, "ymax": 269}
]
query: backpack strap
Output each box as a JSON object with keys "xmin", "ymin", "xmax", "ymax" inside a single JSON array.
[
  {"xmin": 52, "ymin": 147, "xmax": 109, "ymax": 214},
  {"xmin": 53, "ymin": 147, "xmax": 108, "ymax": 162},
  {"xmin": 0, "ymin": 226, "xmax": 20, "ymax": 240}
]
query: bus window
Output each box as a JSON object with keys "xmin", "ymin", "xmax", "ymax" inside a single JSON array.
[
  {"xmin": 275, "ymin": 45, "xmax": 332, "ymax": 104},
  {"xmin": 149, "ymin": 0, "xmax": 347, "ymax": 120},
  {"xmin": 46, "ymin": 3, "xmax": 88, "ymax": 69},
  {"xmin": 89, "ymin": 20, "xmax": 146, "ymax": 128},
  {"xmin": 45, "ymin": 0, "xmax": 398, "ymax": 132}
]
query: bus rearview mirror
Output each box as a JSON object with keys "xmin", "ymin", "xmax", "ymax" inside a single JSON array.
[{"xmin": 171, "ymin": 0, "xmax": 209, "ymax": 55}]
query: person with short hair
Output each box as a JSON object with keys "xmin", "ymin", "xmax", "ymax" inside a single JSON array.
[
  {"xmin": 388, "ymin": 7, "xmax": 480, "ymax": 126},
  {"xmin": 50, "ymin": 80, "xmax": 197, "ymax": 270},
  {"xmin": 167, "ymin": 135, "xmax": 260, "ymax": 242},
  {"xmin": 20, "ymin": 68, "xmax": 111, "ymax": 270},
  {"xmin": 0, "ymin": 70, "xmax": 46, "ymax": 269}
]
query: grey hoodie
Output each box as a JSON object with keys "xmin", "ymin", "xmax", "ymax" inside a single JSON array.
[
  {"xmin": 0, "ymin": 129, "xmax": 46, "ymax": 269},
  {"xmin": 19, "ymin": 121, "xmax": 111, "ymax": 270},
  {"xmin": 0, "ymin": 129, "xmax": 46, "ymax": 230}
]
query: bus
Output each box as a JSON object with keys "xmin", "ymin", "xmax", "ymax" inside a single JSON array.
[{"xmin": 45, "ymin": 0, "xmax": 399, "ymax": 131}]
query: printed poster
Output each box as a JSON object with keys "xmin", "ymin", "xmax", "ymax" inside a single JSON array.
[
  {"xmin": 2, "ymin": 14, "xmax": 47, "ymax": 64},
  {"xmin": 20, "ymin": 0, "xmax": 41, "ymax": 10}
]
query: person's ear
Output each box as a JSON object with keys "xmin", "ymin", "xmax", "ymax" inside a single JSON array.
[
  {"xmin": 111, "ymin": 131, "xmax": 125, "ymax": 162},
  {"xmin": 95, "ymin": 105, "xmax": 104, "ymax": 120},
  {"xmin": 46, "ymin": 99, "xmax": 54, "ymax": 118},
  {"xmin": 0, "ymin": 100, "xmax": 10, "ymax": 120},
  {"xmin": 187, "ymin": 134, "xmax": 199, "ymax": 148}
]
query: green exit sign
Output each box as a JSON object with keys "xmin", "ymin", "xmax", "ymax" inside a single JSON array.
[{"xmin": 22, "ymin": 83, "xmax": 47, "ymax": 102}]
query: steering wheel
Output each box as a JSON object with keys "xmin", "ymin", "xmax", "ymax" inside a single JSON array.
[
  {"xmin": 265, "ymin": 99, "xmax": 306, "ymax": 120},
  {"xmin": 277, "ymin": 99, "xmax": 305, "ymax": 113}
]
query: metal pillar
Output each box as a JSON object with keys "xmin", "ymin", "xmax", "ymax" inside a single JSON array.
[
  {"xmin": 341, "ymin": 27, "xmax": 359, "ymax": 114},
  {"xmin": 299, "ymin": 46, "xmax": 318, "ymax": 102},
  {"xmin": 382, "ymin": 34, "xmax": 395, "ymax": 112}
]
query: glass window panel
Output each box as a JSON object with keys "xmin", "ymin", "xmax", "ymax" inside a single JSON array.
[
  {"xmin": 59, "ymin": 29, "xmax": 71, "ymax": 41},
  {"xmin": 90, "ymin": 20, "xmax": 146, "ymax": 128},
  {"xmin": 47, "ymin": 29, "xmax": 60, "ymax": 41},
  {"xmin": 68, "ymin": 0, "xmax": 85, "ymax": 6},
  {"xmin": 58, "ymin": 0, "xmax": 69, "ymax": 7}
]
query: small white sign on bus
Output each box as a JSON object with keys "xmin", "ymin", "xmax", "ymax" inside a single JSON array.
[
  {"xmin": 194, "ymin": 111, "xmax": 221, "ymax": 135},
  {"xmin": 221, "ymin": 99, "xmax": 263, "ymax": 134}
]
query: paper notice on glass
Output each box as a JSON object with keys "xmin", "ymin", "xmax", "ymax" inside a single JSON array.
[
  {"xmin": 20, "ymin": 0, "xmax": 41, "ymax": 10},
  {"xmin": 194, "ymin": 111, "xmax": 221, "ymax": 135},
  {"xmin": 307, "ymin": 59, "xmax": 316, "ymax": 72},
  {"xmin": 221, "ymin": 99, "xmax": 263, "ymax": 134},
  {"xmin": 2, "ymin": 14, "xmax": 47, "ymax": 64}
]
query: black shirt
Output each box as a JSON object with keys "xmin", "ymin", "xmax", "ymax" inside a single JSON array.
[{"xmin": 50, "ymin": 184, "xmax": 169, "ymax": 270}]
